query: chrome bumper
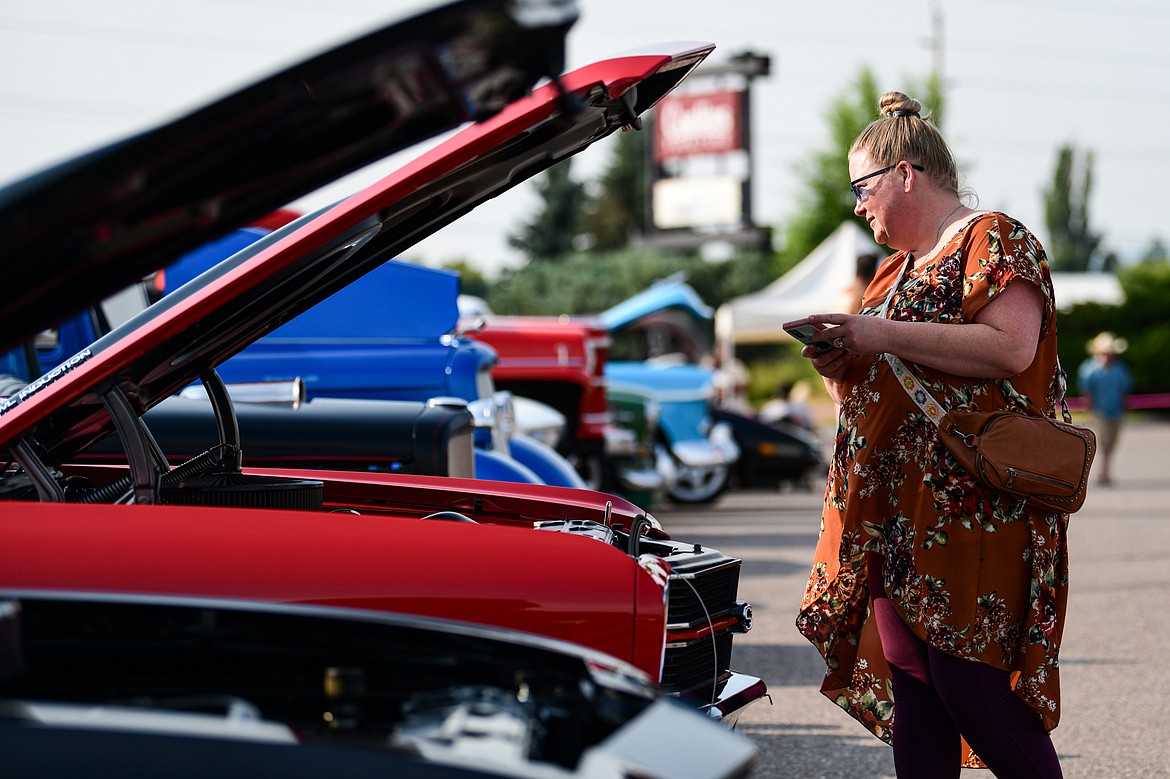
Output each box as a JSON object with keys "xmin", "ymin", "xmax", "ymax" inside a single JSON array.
[
  {"xmin": 670, "ymin": 422, "xmax": 741, "ymax": 468},
  {"xmin": 614, "ymin": 464, "xmax": 666, "ymax": 493},
  {"xmin": 697, "ymin": 671, "xmax": 770, "ymax": 728}
]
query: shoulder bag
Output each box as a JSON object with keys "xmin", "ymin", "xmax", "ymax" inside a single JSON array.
[{"xmin": 887, "ymin": 353, "xmax": 1095, "ymax": 513}]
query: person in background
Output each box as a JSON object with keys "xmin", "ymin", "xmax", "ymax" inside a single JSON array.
[
  {"xmin": 709, "ymin": 347, "xmax": 751, "ymax": 413},
  {"xmin": 1077, "ymin": 331, "xmax": 1133, "ymax": 486},
  {"xmin": 759, "ymin": 380, "xmax": 816, "ymax": 431},
  {"xmin": 847, "ymin": 252, "xmax": 880, "ymax": 314},
  {"xmin": 790, "ymin": 91, "xmax": 1066, "ymax": 778}
]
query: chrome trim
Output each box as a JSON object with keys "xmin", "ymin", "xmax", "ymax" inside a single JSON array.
[
  {"xmin": 603, "ymin": 426, "xmax": 638, "ymax": 456},
  {"xmin": 670, "ymin": 439, "xmax": 732, "ymax": 468},
  {"xmin": 695, "ymin": 671, "xmax": 770, "ymax": 726}
]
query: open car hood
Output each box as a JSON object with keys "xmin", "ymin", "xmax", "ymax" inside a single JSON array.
[
  {"xmin": 0, "ymin": 40, "xmax": 714, "ymax": 463},
  {"xmin": 0, "ymin": 0, "xmax": 577, "ymax": 352}
]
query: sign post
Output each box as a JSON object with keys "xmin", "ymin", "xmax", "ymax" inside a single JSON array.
[{"xmin": 636, "ymin": 51, "xmax": 772, "ymax": 253}]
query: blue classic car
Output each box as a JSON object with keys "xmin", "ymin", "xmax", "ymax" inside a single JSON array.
[
  {"xmin": 28, "ymin": 256, "xmax": 479, "ymax": 480},
  {"xmin": 164, "ymin": 238, "xmax": 586, "ymax": 489},
  {"xmin": 601, "ymin": 278, "xmax": 739, "ymax": 503}
]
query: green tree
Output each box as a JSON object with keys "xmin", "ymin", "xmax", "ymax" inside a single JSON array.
[
  {"xmin": 485, "ymin": 247, "xmax": 772, "ymax": 317},
  {"xmin": 1140, "ymin": 237, "xmax": 1167, "ymax": 265},
  {"xmin": 1058, "ymin": 256, "xmax": 1170, "ymax": 398},
  {"xmin": 506, "ymin": 159, "xmax": 587, "ymax": 262},
  {"xmin": 488, "ymin": 250, "xmax": 695, "ymax": 316},
  {"xmin": 582, "ymin": 128, "xmax": 646, "ymax": 251},
  {"xmin": 778, "ymin": 69, "xmax": 879, "ymax": 272},
  {"xmin": 1043, "ymin": 145, "xmax": 1102, "ymax": 272},
  {"xmin": 438, "ymin": 259, "xmax": 489, "ymax": 298},
  {"xmin": 776, "ymin": 70, "xmax": 944, "ymax": 273}
]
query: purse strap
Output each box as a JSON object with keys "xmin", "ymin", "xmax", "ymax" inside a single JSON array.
[
  {"xmin": 878, "ymin": 257, "xmax": 948, "ymax": 425},
  {"xmin": 885, "ymin": 353, "xmax": 947, "ymax": 425},
  {"xmin": 877, "ymin": 254, "xmax": 1072, "ymax": 425}
]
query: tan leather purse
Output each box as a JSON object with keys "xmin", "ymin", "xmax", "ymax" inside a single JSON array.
[
  {"xmin": 888, "ymin": 354, "xmax": 1096, "ymax": 514},
  {"xmin": 937, "ymin": 407, "xmax": 1095, "ymax": 513}
]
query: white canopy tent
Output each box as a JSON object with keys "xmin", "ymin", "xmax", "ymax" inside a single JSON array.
[
  {"xmin": 715, "ymin": 221, "xmax": 880, "ymax": 347},
  {"xmin": 1048, "ymin": 272, "xmax": 1123, "ymax": 309}
]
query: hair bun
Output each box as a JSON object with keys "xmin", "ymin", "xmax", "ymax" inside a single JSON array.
[{"xmin": 878, "ymin": 91, "xmax": 922, "ymax": 119}]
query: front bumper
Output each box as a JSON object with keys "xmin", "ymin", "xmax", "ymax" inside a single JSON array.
[
  {"xmin": 670, "ymin": 425, "xmax": 741, "ymax": 468},
  {"xmin": 697, "ymin": 671, "xmax": 770, "ymax": 727},
  {"xmin": 614, "ymin": 463, "xmax": 666, "ymax": 493}
]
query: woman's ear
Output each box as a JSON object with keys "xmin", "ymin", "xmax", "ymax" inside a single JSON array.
[{"xmin": 900, "ymin": 161, "xmax": 915, "ymax": 191}]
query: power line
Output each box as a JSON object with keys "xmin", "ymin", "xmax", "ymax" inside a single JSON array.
[
  {"xmin": 972, "ymin": 0, "xmax": 1170, "ymax": 22},
  {"xmin": 0, "ymin": 16, "xmax": 277, "ymax": 53}
]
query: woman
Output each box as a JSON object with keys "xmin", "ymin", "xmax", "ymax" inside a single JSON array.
[{"xmin": 792, "ymin": 92, "xmax": 1067, "ymax": 778}]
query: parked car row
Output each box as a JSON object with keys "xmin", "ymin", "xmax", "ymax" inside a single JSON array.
[
  {"xmin": 603, "ymin": 276, "xmax": 828, "ymax": 498},
  {"xmin": 463, "ymin": 275, "xmax": 826, "ymax": 506},
  {"xmin": 0, "ymin": 1, "xmax": 761, "ymax": 776},
  {"xmin": 170, "ymin": 246, "xmax": 588, "ymax": 489},
  {"xmin": 459, "ymin": 310, "xmax": 672, "ymax": 503},
  {"xmin": 125, "ymin": 214, "xmax": 823, "ymax": 510}
]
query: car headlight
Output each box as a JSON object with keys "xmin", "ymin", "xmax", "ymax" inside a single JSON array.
[
  {"xmin": 466, "ymin": 391, "xmax": 516, "ymax": 453},
  {"xmin": 493, "ymin": 391, "xmax": 516, "ymax": 440},
  {"xmin": 512, "ymin": 395, "xmax": 566, "ymax": 450}
]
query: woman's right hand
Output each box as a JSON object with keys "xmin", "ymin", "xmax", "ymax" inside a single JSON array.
[
  {"xmin": 804, "ymin": 343, "xmax": 852, "ymax": 380},
  {"xmin": 799, "ymin": 339, "xmax": 854, "ymax": 405}
]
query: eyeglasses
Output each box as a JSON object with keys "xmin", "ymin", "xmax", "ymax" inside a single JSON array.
[{"xmin": 850, "ymin": 163, "xmax": 924, "ymax": 201}]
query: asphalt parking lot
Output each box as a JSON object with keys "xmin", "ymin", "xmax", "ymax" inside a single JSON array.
[{"xmin": 656, "ymin": 418, "xmax": 1170, "ymax": 778}]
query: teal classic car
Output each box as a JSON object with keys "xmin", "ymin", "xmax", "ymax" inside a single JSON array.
[{"xmin": 602, "ymin": 276, "xmax": 824, "ymax": 501}]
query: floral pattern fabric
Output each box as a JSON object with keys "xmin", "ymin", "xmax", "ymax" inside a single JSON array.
[{"xmin": 796, "ymin": 212, "xmax": 1069, "ymax": 758}]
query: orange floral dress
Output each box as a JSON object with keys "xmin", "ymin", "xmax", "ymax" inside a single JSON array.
[{"xmin": 796, "ymin": 212, "xmax": 1069, "ymax": 758}]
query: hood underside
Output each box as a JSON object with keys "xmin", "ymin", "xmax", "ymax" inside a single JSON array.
[
  {"xmin": 0, "ymin": 0, "xmax": 577, "ymax": 353},
  {"xmin": 0, "ymin": 41, "xmax": 714, "ymax": 462}
]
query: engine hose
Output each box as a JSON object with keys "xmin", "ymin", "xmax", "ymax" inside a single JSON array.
[
  {"xmin": 76, "ymin": 446, "xmax": 233, "ymax": 504},
  {"xmin": 628, "ymin": 513, "xmax": 652, "ymax": 557}
]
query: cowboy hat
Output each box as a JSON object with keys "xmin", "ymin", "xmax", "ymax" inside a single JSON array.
[{"xmin": 1087, "ymin": 331, "xmax": 1127, "ymax": 355}]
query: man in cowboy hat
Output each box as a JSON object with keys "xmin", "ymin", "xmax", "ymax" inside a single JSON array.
[{"xmin": 1078, "ymin": 331, "xmax": 1134, "ymax": 486}]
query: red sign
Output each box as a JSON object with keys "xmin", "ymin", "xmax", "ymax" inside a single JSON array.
[{"xmin": 653, "ymin": 90, "xmax": 741, "ymax": 161}]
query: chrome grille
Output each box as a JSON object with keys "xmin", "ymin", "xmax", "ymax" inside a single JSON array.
[
  {"xmin": 667, "ymin": 563, "xmax": 740, "ymax": 627},
  {"xmin": 660, "ymin": 555, "xmax": 742, "ymax": 699},
  {"xmin": 661, "ymin": 631, "xmax": 733, "ymax": 698}
]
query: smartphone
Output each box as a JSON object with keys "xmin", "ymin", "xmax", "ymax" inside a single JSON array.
[{"xmin": 783, "ymin": 321, "xmax": 836, "ymax": 355}]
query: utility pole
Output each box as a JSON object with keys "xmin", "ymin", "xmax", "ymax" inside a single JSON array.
[{"xmin": 932, "ymin": 2, "xmax": 945, "ymax": 85}]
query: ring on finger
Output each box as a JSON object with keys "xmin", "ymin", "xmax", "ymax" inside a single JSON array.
[{"xmin": 834, "ymin": 337, "xmax": 846, "ymax": 349}]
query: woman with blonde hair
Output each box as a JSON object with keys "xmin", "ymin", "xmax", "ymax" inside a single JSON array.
[{"xmin": 790, "ymin": 91, "xmax": 1067, "ymax": 778}]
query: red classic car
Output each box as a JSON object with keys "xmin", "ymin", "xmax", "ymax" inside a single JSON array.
[
  {"xmin": 0, "ymin": 0, "xmax": 764, "ymax": 737},
  {"xmin": 466, "ymin": 316, "xmax": 623, "ymax": 468}
]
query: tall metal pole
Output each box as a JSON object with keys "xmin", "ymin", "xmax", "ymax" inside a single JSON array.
[{"xmin": 932, "ymin": 2, "xmax": 944, "ymax": 85}]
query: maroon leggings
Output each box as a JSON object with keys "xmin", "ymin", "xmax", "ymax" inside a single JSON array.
[{"xmin": 867, "ymin": 557, "xmax": 1063, "ymax": 779}]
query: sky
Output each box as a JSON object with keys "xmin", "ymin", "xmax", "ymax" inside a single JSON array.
[{"xmin": 2, "ymin": 0, "xmax": 1168, "ymax": 276}]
